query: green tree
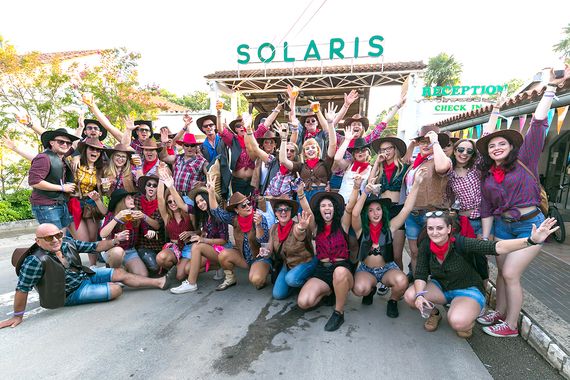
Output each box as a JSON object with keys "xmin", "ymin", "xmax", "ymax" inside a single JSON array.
[
  {"xmin": 373, "ymin": 111, "xmax": 399, "ymax": 137},
  {"xmin": 162, "ymin": 89, "xmax": 249, "ymax": 115},
  {"xmin": 424, "ymin": 52, "xmax": 463, "ymax": 87},
  {"xmin": 553, "ymin": 23, "xmax": 570, "ymax": 64}
]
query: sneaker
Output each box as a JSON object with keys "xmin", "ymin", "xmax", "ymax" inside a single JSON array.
[
  {"xmin": 376, "ymin": 283, "xmax": 389, "ymax": 296},
  {"xmin": 170, "ymin": 280, "xmax": 198, "ymax": 294},
  {"xmin": 386, "ymin": 300, "xmax": 399, "ymax": 318},
  {"xmin": 456, "ymin": 328, "xmax": 473, "ymax": 339},
  {"xmin": 362, "ymin": 288, "xmax": 375, "ymax": 305},
  {"xmin": 482, "ymin": 322, "xmax": 518, "ymax": 338},
  {"xmin": 89, "ymin": 265, "xmax": 98, "ymax": 270},
  {"xmin": 324, "ymin": 310, "xmax": 344, "ymax": 331},
  {"xmin": 213, "ymin": 268, "xmax": 224, "ymax": 281},
  {"xmin": 476, "ymin": 310, "xmax": 504, "ymax": 326},
  {"xmin": 424, "ymin": 309, "xmax": 442, "ymax": 332}
]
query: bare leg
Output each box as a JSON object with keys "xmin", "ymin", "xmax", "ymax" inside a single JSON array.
[
  {"xmin": 408, "ymin": 239, "xmax": 418, "ymax": 274},
  {"xmin": 493, "ymin": 242, "xmax": 507, "ymax": 316},
  {"xmin": 124, "ymin": 257, "xmax": 149, "ymax": 277},
  {"xmin": 404, "ymin": 281, "xmax": 447, "ymax": 309},
  {"xmin": 332, "ymin": 267, "xmax": 354, "ymax": 313},
  {"xmin": 352, "ymin": 271, "xmax": 376, "ymax": 297},
  {"xmin": 76, "ymin": 218, "xmax": 97, "ymax": 266},
  {"xmin": 156, "ymin": 249, "xmax": 177, "ymax": 272},
  {"xmin": 105, "ymin": 247, "xmax": 125, "ymax": 268},
  {"xmin": 381, "ymin": 269, "xmax": 409, "ymax": 300},
  {"xmin": 297, "ymin": 278, "xmax": 331, "ymax": 309},
  {"xmin": 392, "ymin": 230, "xmax": 406, "ymax": 270},
  {"xmin": 249, "ymin": 261, "xmax": 270, "ymax": 289},
  {"xmin": 111, "ymin": 268, "xmax": 166, "ymax": 288},
  {"xmin": 218, "ymin": 248, "xmax": 248, "ymax": 271},
  {"xmin": 188, "ymin": 243, "xmax": 220, "ymax": 284},
  {"xmin": 447, "ymin": 296, "xmax": 481, "ymax": 333},
  {"xmin": 176, "ymin": 258, "xmax": 189, "ymax": 281}
]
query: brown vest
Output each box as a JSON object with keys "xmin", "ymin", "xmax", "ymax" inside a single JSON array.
[
  {"xmin": 269, "ymin": 223, "xmax": 314, "ymax": 268},
  {"xmin": 406, "ymin": 159, "xmax": 449, "ymax": 210},
  {"xmin": 232, "ymin": 217, "xmax": 260, "ymax": 258}
]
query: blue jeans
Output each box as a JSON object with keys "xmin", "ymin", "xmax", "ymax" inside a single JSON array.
[
  {"xmin": 65, "ymin": 268, "xmax": 114, "ymax": 306},
  {"xmin": 405, "ymin": 212, "xmax": 427, "ymax": 240},
  {"xmin": 273, "ymin": 257, "xmax": 318, "ymax": 299},
  {"xmin": 329, "ymin": 175, "xmax": 343, "ymax": 190},
  {"xmin": 32, "ymin": 203, "xmax": 72, "ymax": 230},
  {"xmin": 494, "ymin": 211, "xmax": 545, "ymax": 239},
  {"xmin": 304, "ymin": 186, "xmax": 327, "ymax": 204}
]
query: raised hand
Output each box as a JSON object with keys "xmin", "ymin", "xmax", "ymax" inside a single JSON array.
[
  {"xmin": 325, "ymin": 102, "xmax": 338, "ymax": 122},
  {"xmin": 530, "ymin": 217, "xmax": 560, "ymax": 244},
  {"xmin": 160, "ymin": 127, "xmax": 171, "ymax": 143},
  {"xmin": 344, "ymin": 90, "xmax": 359, "ymax": 106},
  {"xmin": 286, "ymin": 84, "xmax": 299, "ymax": 100},
  {"xmin": 242, "ymin": 113, "xmax": 253, "ymax": 130},
  {"xmin": 253, "ymin": 210, "xmax": 263, "ymax": 226},
  {"xmin": 353, "ymin": 174, "xmax": 363, "ymax": 189},
  {"xmin": 343, "ymin": 124, "xmax": 357, "ymax": 140},
  {"xmin": 298, "ymin": 210, "xmax": 312, "ymax": 230},
  {"xmin": 425, "ymin": 131, "xmax": 438, "ymax": 144},
  {"xmin": 206, "ymin": 173, "xmax": 217, "ymax": 192},
  {"xmin": 124, "ymin": 117, "xmax": 136, "ymax": 131},
  {"xmin": 78, "ymin": 110, "xmax": 86, "ymax": 129},
  {"xmin": 183, "ymin": 113, "xmax": 193, "ymax": 127},
  {"xmin": 1, "ymin": 135, "xmax": 15, "ymax": 150},
  {"xmin": 296, "ymin": 178, "xmax": 306, "ymax": 197},
  {"xmin": 160, "ymin": 172, "xmax": 174, "ymax": 188}
]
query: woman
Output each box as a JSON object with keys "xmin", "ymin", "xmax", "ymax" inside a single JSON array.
[
  {"xmin": 71, "ymin": 137, "xmax": 107, "ymax": 266},
  {"xmin": 334, "ymin": 125, "xmax": 372, "ymax": 203},
  {"xmin": 102, "ymin": 143, "xmax": 137, "ymax": 196},
  {"xmin": 209, "ymin": 176, "xmax": 270, "ymax": 291},
  {"xmin": 369, "ymin": 135, "xmax": 409, "ymax": 271},
  {"xmin": 351, "ymin": 167, "xmax": 426, "ymax": 318},
  {"xmin": 166, "ymin": 180, "xmax": 229, "ymax": 294},
  {"xmin": 100, "ymin": 189, "xmax": 150, "ymax": 276},
  {"xmin": 296, "ymin": 190, "xmax": 355, "ymax": 332},
  {"xmin": 475, "ymin": 72, "xmax": 566, "ymax": 337},
  {"xmin": 268, "ymin": 198, "xmax": 316, "ymax": 300},
  {"xmin": 404, "ymin": 212, "xmax": 558, "ymax": 338}
]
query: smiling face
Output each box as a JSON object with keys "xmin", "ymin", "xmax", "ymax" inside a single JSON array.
[
  {"xmin": 112, "ymin": 152, "xmax": 128, "ymax": 168},
  {"xmin": 182, "ymin": 143, "xmax": 198, "ymax": 158},
  {"xmin": 262, "ymin": 139, "xmax": 276, "ymax": 154},
  {"xmin": 145, "ymin": 179, "xmax": 158, "ymax": 199},
  {"xmin": 84, "ymin": 123, "xmax": 102, "ymax": 139},
  {"xmin": 195, "ymin": 193, "xmax": 208, "ymax": 212},
  {"xmin": 35, "ymin": 223, "xmax": 64, "ymax": 253},
  {"xmin": 417, "ymin": 138, "xmax": 434, "ymax": 156},
  {"xmin": 135, "ymin": 125, "xmax": 151, "ymax": 141},
  {"xmin": 274, "ymin": 202, "xmax": 293, "ymax": 224},
  {"xmin": 49, "ymin": 136, "xmax": 73, "ymax": 155},
  {"xmin": 143, "ymin": 148, "xmax": 158, "ymax": 162},
  {"xmin": 235, "ymin": 199, "xmax": 253, "ymax": 217},
  {"xmin": 426, "ymin": 217, "xmax": 452, "ymax": 246},
  {"xmin": 86, "ymin": 146, "xmax": 102, "ymax": 164},
  {"xmin": 454, "ymin": 141, "xmax": 475, "ymax": 166},
  {"xmin": 167, "ymin": 194, "xmax": 178, "ymax": 211},
  {"xmin": 352, "ymin": 147, "xmax": 370, "ymax": 163},
  {"xmin": 350, "ymin": 121, "xmax": 365, "ymax": 137},
  {"xmin": 233, "ymin": 123, "xmax": 246, "ymax": 137},
  {"xmin": 303, "ymin": 141, "xmax": 320, "ymax": 160},
  {"xmin": 286, "ymin": 143, "xmax": 297, "ymax": 160},
  {"xmin": 367, "ymin": 202, "xmax": 383, "ymax": 224},
  {"xmin": 304, "ymin": 116, "xmax": 319, "ymax": 133},
  {"xmin": 487, "ymin": 136, "xmax": 512, "ymax": 164},
  {"xmin": 319, "ymin": 198, "xmax": 335, "ymax": 223}
]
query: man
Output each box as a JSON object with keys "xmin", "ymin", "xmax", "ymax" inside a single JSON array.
[
  {"xmin": 162, "ymin": 133, "xmax": 207, "ymax": 196},
  {"xmin": 29, "ymin": 128, "xmax": 79, "ymax": 230},
  {"xmin": 0, "ymin": 223, "xmax": 176, "ymax": 328}
]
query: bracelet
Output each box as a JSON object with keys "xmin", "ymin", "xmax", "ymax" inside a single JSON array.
[
  {"xmin": 112, "ymin": 238, "xmax": 119, "ymax": 246},
  {"xmin": 482, "ymin": 237, "xmax": 489, "ymax": 241},
  {"xmin": 246, "ymin": 132, "xmax": 253, "ymax": 136},
  {"xmin": 143, "ymin": 215, "xmax": 148, "ymax": 222},
  {"xmin": 298, "ymin": 194, "xmax": 306, "ymax": 200},
  {"xmin": 272, "ymin": 109, "xmax": 279, "ymax": 113},
  {"xmin": 113, "ymin": 217, "xmax": 124, "ymax": 225},
  {"xmin": 12, "ymin": 310, "xmax": 25, "ymax": 316},
  {"xmin": 492, "ymin": 111, "xmax": 500, "ymax": 115},
  {"xmin": 526, "ymin": 236, "xmax": 541, "ymax": 246},
  {"xmin": 61, "ymin": 184, "xmax": 65, "ymax": 192},
  {"xmin": 415, "ymin": 291, "xmax": 428, "ymax": 299}
]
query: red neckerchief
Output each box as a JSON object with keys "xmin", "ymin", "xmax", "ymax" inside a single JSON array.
[
  {"xmin": 167, "ymin": 147, "xmax": 175, "ymax": 155},
  {"xmin": 237, "ymin": 212, "xmax": 254, "ymax": 233},
  {"xmin": 236, "ymin": 135, "xmax": 246, "ymax": 149},
  {"xmin": 279, "ymin": 164, "xmax": 289, "ymax": 175},
  {"xmin": 412, "ymin": 153, "xmax": 428, "ymax": 169},
  {"xmin": 430, "ymin": 236, "xmax": 455, "ymax": 261},
  {"xmin": 277, "ymin": 220, "xmax": 294, "ymax": 242},
  {"xmin": 490, "ymin": 164, "xmax": 505, "ymax": 184},
  {"xmin": 323, "ymin": 223, "xmax": 332, "ymax": 237},
  {"xmin": 305, "ymin": 158, "xmax": 319, "ymax": 169},
  {"xmin": 140, "ymin": 196, "xmax": 158, "ymax": 216},
  {"xmin": 383, "ymin": 161, "xmax": 396, "ymax": 183},
  {"xmin": 458, "ymin": 216, "xmax": 476, "ymax": 238},
  {"xmin": 351, "ymin": 161, "xmax": 370, "ymax": 172},
  {"xmin": 305, "ymin": 129, "xmax": 319, "ymax": 140},
  {"xmin": 68, "ymin": 198, "xmax": 82, "ymax": 230},
  {"xmin": 348, "ymin": 138, "xmax": 356, "ymax": 148},
  {"xmin": 143, "ymin": 158, "xmax": 157, "ymax": 174},
  {"xmin": 369, "ymin": 222, "xmax": 383, "ymax": 245}
]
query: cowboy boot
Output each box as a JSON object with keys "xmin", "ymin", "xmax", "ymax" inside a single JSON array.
[{"xmin": 215, "ymin": 270, "xmax": 237, "ymax": 291}]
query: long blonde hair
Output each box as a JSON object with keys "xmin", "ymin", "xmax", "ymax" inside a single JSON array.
[
  {"xmin": 374, "ymin": 147, "xmax": 405, "ymax": 183},
  {"xmin": 104, "ymin": 153, "xmax": 136, "ymax": 192}
]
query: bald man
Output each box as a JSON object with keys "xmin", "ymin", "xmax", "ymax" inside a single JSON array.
[{"xmin": 1, "ymin": 223, "xmax": 176, "ymax": 328}]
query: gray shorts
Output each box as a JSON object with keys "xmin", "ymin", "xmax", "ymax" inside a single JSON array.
[{"xmin": 356, "ymin": 261, "xmax": 399, "ymax": 284}]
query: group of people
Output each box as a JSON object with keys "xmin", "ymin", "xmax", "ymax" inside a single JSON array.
[{"xmin": 0, "ymin": 67, "xmax": 567, "ymax": 336}]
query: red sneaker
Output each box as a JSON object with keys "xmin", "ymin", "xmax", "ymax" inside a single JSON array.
[
  {"xmin": 476, "ymin": 310, "xmax": 504, "ymax": 326},
  {"xmin": 482, "ymin": 322, "xmax": 519, "ymax": 338}
]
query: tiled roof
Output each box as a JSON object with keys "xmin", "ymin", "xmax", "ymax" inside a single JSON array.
[
  {"xmin": 431, "ymin": 78, "xmax": 570, "ymax": 128},
  {"xmin": 31, "ymin": 49, "xmax": 111, "ymax": 63},
  {"xmin": 205, "ymin": 61, "xmax": 426, "ymax": 79}
]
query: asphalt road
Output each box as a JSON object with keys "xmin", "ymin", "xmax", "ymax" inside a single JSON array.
[{"xmin": 0, "ymin": 230, "xmax": 562, "ymax": 380}]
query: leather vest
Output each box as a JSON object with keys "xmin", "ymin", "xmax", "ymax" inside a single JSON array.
[
  {"xmin": 405, "ymin": 159, "xmax": 449, "ymax": 209},
  {"xmin": 358, "ymin": 228, "xmax": 394, "ymax": 263},
  {"xmin": 232, "ymin": 217, "xmax": 260, "ymax": 258},
  {"xmin": 33, "ymin": 150, "xmax": 74, "ymax": 202},
  {"xmin": 252, "ymin": 157, "xmax": 280, "ymax": 194},
  {"xmin": 229, "ymin": 138, "xmax": 242, "ymax": 171},
  {"xmin": 269, "ymin": 224, "xmax": 314, "ymax": 268}
]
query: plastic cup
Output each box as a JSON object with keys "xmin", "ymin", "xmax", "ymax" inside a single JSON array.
[
  {"xmin": 82, "ymin": 92, "xmax": 93, "ymax": 106},
  {"xmin": 124, "ymin": 212, "xmax": 133, "ymax": 222},
  {"xmin": 291, "ymin": 86, "xmax": 300, "ymax": 97},
  {"xmin": 420, "ymin": 300, "xmax": 435, "ymax": 318},
  {"xmin": 131, "ymin": 154, "xmax": 142, "ymax": 166},
  {"xmin": 311, "ymin": 102, "xmax": 320, "ymax": 113},
  {"xmin": 17, "ymin": 113, "xmax": 31, "ymax": 125},
  {"xmin": 258, "ymin": 243, "xmax": 270, "ymax": 258},
  {"xmin": 216, "ymin": 100, "xmax": 224, "ymax": 110}
]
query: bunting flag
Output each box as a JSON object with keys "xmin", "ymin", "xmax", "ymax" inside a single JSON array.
[
  {"xmin": 496, "ymin": 118, "xmax": 501, "ymax": 130},
  {"xmin": 506, "ymin": 117, "xmax": 514, "ymax": 129},
  {"xmin": 475, "ymin": 124, "xmax": 482, "ymax": 139},
  {"xmin": 545, "ymin": 109, "xmax": 555, "ymax": 136},
  {"xmin": 468, "ymin": 127, "xmax": 473, "ymax": 138},
  {"xmin": 557, "ymin": 106, "xmax": 569, "ymax": 134},
  {"xmin": 519, "ymin": 114, "xmax": 527, "ymax": 132}
]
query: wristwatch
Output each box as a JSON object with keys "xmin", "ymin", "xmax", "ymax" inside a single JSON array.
[{"xmin": 526, "ymin": 236, "xmax": 539, "ymax": 246}]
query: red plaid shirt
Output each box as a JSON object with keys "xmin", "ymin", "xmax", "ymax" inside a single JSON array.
[
  {"xmin": 173, "ymin": 153, "xmax": 207, "ymax": 194},
  {"xmin": 447, "ymin": 167, "xmax": 482, "ymax": 219}
]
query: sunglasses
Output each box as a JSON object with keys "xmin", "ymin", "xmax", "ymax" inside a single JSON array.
[
  {"xmin": 137, "ymin": 128, "xmax": 151, "ymax": 133},
  {"xmin": 146, "ymin": 182, "xmax": 158, "ymax": 188},
  {"xmin": 167, "ymin": 199, "xmax": 176, "ymax": 205},
  {"xmin": 238, "ymin": 200, "xmax": 251, "ymax": 209},
  {"xmin": 275, "ymin": 207, "xmax": 292, "ymax": 214},
  {"xmin": 425, "ymin": 210, "xmax": 445, "ymax": 218},
  {"xmin": 37, "ymin": 231, "xmax": 64, "ymax": 242},
  {"xmin": 183, "ymin": 143, "xmax": 196, "ymax": 148},
  {"xmin": 202, "ymin": 123, "xmax": 215, "ymax": 129},
  {"xmin": 378, "ymin": 146, "xmax": 394, "ymax": 154},
  {"xmin": 54, "ymin": 139, "xmax": 72, "ymax": 146},
  {"xmin": 234, "ymin": 124, "xmax": 244, "ymax": 129},
  {"xmin": 85, "ymin": 126, "xmax": 100, "ymax": 131},
  {"xmin": 417, "ymin": 139, "xmax": 431, "ymax": 146},
  {"xmin": 305, "ymin": 119, "xmax": 317, "ymax": 124},
  {"xmin": 455, "ymin": 147, "xmax": 474, "ymax": 155},
  {"xmin": 286, "ymin": 149, "xmax": 296, "ymax": 153}
]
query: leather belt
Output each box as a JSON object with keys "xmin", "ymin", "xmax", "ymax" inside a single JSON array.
[{"xmin": 501, "ymin": 208, "xmax": 540, "ymax": 223}]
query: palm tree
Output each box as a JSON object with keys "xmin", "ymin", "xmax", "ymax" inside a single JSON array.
[
  {"xmin": 424, "ymin": 52, "xmax": 463, "ymax": 87},
  {"xmin": 553, "ymin": 23, "xmax": 570, "ymax": 62}
]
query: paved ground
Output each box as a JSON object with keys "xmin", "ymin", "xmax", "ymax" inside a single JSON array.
[{"xmin": 0, "ymin": 230, "xmax": 562, "ymax": 379}]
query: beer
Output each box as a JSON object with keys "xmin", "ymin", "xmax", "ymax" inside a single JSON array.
[
  {"xmin": 311, "ymin": 102, "xmax": 320, "ymax": 113},
  {"xmin": 124, "ymin": 211, "xmax": 133, "ymax": 222},
  {"xmin": 82, "ymin": 92, "xmax": 94, "ymax": 106},
  {"xmin": 291, "ymin": 86, "xmax": 299, "ymax": 97},
  {"xmin": 131, "ymin": 154, "xmax": 142, "ymax": 166},
  {"xmin": 101, "ymin": 178, "xmax": 111, "ymax": 192},
  {"xmin": 17, "ymin": 113, "xmax": 31, "ymax": 125},
  {"xmin": 216, "ymin": 100, "xmax": 224, "ymax": 110}
]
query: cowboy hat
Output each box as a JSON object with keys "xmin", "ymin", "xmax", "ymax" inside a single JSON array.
[
  {"xmin": 346, "ymin": 138, "xmax": 372, "ymax": 154},
  {"xmin": 176, "ymin": 133, "xmax": 202, "ymax": 147},
  {"xmin": 40, "ymin": 128, "xmax": 80, "ymax": 149},
  {"xmin": 413, "ymin": 125, "xmax": 450, "ymax": 147},
  {"xmin": 77, "ymin": 137, "xmax": 106, "ymax": 153},
  {"xmin": 362, "ymin": 194, "xmax": 392, "ymax": 211},
  {"xmin": 370, "ymin": 136, "xmax": 407, "ymax": 157},
  {"xmin": 344, "ymin": 114, "xmax": 370, "ymax": 131},
  {"xmin": 475, "ymin": 129, "xmax": 523, "ymax": 157},
  {"xmin": 137, "ymin": 175, "xmax": 159, "ymax": 194},
  {"xmin": 107, "ymin": 143, "xmax": 135, "ymax": 156},
  {"xmin": 269, "ymin": 198, "xmax": 299, "ymax": 217},
  {"xmin": 196, "ymin": 115, "xmax": 217, "ymax": 134},
  {"xmin": 140, "ymin": 138, "xmax": 163, "ymax": 153},
  {"xmin": 108, "ymin": 188, "xmax": 138, "ymax": 212},
  {"xmin": 81, "ymin": 119, "xmax": 107, "ymax": 141},
  {"xmin": 256, "ymin": 131, "xmax": 280, "ymax": 146},
  {"xmin": 187, "ymin": 185, "xmax": 222, "ymax": 205},
  {"xmin": 228, "ymin": 117, "xmax": 244, "ymax": 134},
  {"xmin": 226, "ymin": 192, "xmax": 249, "ymax": 212},
  {"xmin": 309, "ymin": 191, "xmax": 345, "ymax": 216}
]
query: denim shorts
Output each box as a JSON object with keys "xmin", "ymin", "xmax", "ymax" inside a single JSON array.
[
  {"xmin": 494, "ymin": 210, "xmax": 545, "ymax": 240},
  {"xmin": 180, "ymin": 244, "xmax": 192, "ymax": 259},
  {"xmin": 405, "ymin": 212, "xmax": 427, "ymax": 240},
  {"xmin": 32, "ymin": 203, "xmax": 72, "ymax": 230},
  {"xmin": 356, "ymin": 261, "xmax": 399, "ymax": 284},
  {"xmin": 251, "ymin": 257, "xmax": 272, "ymax": 269},
  {"xmin": 65, "ymin": 268, "xmax": 114, "ymax": 306},
  {"xmin": 431, "ymin": 279, "xmax": 485, "ymax": 310},
  {"xmin": 329, "ymin": 174, "xmax": 343, "ymax": 190},
  {"xmin": 103, "ymin": 247, "xmax": 139, "ymax": 263},
  {"xmin": 468, "ymin": 218, "xmax": 482, "ymax": 236}
]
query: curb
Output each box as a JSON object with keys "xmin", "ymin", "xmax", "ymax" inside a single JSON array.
[
  {"xmin": 485, "ymin": 279, "xmax": 570, "ymax": 379},
  {"xmin": 0, "ymin": 219, "xmax": 38, "ymax": 232}
]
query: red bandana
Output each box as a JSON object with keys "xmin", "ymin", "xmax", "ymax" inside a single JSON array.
[
  {"xmin": 305, "ymin": 158, "xmax": 319, "ymax": 169},
  {"xmin": 458, "ymin": 216, "xmax": 476, "ymax": 238},
  {"xmin": 323, "ymin": 223, "xmax": 332, "ymax": 237},
  {"xmin": 351, "ymin": 161, "xmax": 370, "ymax": 173},
  {"xmin": 369, "ymin": 222, "xmax": 383, "ymax": 245},
  {"xmin": 383, "ymin": 161, "xmax": 396, "ymax": 183},
  {"xmin": 305, "ymin": 129, "xmax": 319, "ymax": 140},
  {"xmin": 236, "ymin": 135, "xmax": 246, "ymax": 149},
  {"xmin": 348, "ymin": 138, "xmax": 356, "ymax": 148},
  {"xmin": 490, "ymin": 164, "xmax": 505, "ymax": 184},
  {"xmin": 430, "ymin": 236, "xmax": 455, "ymax": 261},
  {"xmin": 237, "ymin": 212, "xmax": 254, "ymax": 233},
  {"xmin": 279, "ymin": 164, "xmax": 289, "ymax": 175},
  {"xmin": 277, "ymin": 220, "xmax": 294, "ymax": 242},
  {"xmin": 140, "ymin": 196, "xmax": 158, "ymax": 217},
  {"xmin": 143, "ymin": 158, "xmax": 157, "ymax": 174},
  {"xmin": 412, "ymin": 153, "xmax": 428, "ymax": 169}
]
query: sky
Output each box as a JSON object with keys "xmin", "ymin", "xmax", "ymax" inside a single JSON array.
[{"xmin": 2, "ymin": 0, "xmax": 569, "ymax": 118}]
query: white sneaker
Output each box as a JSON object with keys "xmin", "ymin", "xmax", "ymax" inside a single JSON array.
[
  {"xmin": 213, "ymin": 268, "xmax": 224, "ymax": 281},
  {"xmin": 89, "ymin": 265, "xmax": 98, "ymax": 270},
  {"xmin": 170, "ymin": 280, "xmax": 198, "ymax": 294}
]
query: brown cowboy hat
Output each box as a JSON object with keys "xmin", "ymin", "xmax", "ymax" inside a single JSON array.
[
  {"xmin": 226, "ymin": 192, "xmax": 249, "ymax": 212},
  {"xmin": 137, "ymin": 175, "xmax": 160, "ymax": 194},
  {"xmin": 77, "ymin": 137, "xmax": 106, "ymax": 153},
  {"xmin": 254, "ymin": 112, "xmax": 269, "ymax": 128},
  {"xmin": 228, "ymin": 117, "xmax": 244, "ymax": 134},
  {"xmin": 309, "ymin": 191, "xmax": 345, "ymax": 217},
  {"xmin": 344, "ymin": 114, "xmax": 370, "ymax": 131},
  {"xmin": 196, "ymin": 115, "xmax": 217, "ymax": 133},
  {"xmin": 140, "ymin": 138, "xmax": 163, "ymax": 153},
  {"xmin": 81, "ymin": 119, "xmax": 107, "ymax": 141},
  {"xmin": 107, "ymin": 143, "xmax": 136, "ymax": 156},
  {"xmin": 187, "ymin": 184, "xmax": 222, "ymax": 205},
  {"xmin": 269, "ymin": 198, "xmax": 299, "ymax": 216},
  {"xmin": 176, "ymin": 133, "xmax": 202, "ymax": 146},
  {"xmin": 256, "ymin": 130, "xmax": 280, "ymax": 146},
  {"xmin": 476, "ymin": 129, "xmax": 524, "ymax": 157},
  {"xmin": 370, "ymin": 136, "xmax": 407, "ymax": 157},
  {"xmin": 413, "ymin": 125, "xmax": 450, "ymax": 147},
  {"xmin": 12, "ymin": 245, "xmax": 38, "ymax": 275}
]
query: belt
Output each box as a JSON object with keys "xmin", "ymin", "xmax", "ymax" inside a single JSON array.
[
  {"xmin": 321, "ymin": 259, "xmax": 347, "ymax": 267},
  {"xmin": 501, "ymin": 208, "xmax": 540, "ymax": 223},
  {"xmin": 410, "ymin": 209, "xmax": 428, "ymax": 216}
]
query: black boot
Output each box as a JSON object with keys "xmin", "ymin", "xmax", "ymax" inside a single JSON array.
[
  {"xmin": 324, "ymin": 310, "xmax": 344, "ymax": 331},
  {"xmin": 362, "ymin": 288, "xmax": 375, "ymax": 305}
]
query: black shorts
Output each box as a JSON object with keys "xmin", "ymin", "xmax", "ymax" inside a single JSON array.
[
  {"xmin": 389, "ymin": 203, "xmax": 406, "ymax": 231},
  {"xmin": 312, "ymin": 260, "xmax": 354, "ymax": 290}
]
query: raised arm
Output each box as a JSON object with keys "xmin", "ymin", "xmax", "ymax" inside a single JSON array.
[
  {"xmin": 333, "ymin": 90, "xmax": 359, "ymax": 126},
  {"xmin": 1, "ymin": 135, "xmax": 35, "ymax": 161},
  {"xmin": 425, "ymin": 131, "xmax": 451, "ymax": 175},
  {"xmin": 121, "ymin": 117, "xmax": 137, "ymax": 146},
  {"xmin": 263, "ymin": 103, "xmax": 282, "ymax": 129},
  {"xmin": 483, "ymin": 92, "xmax": 508, "ymax": 135},
  {"xmin": 157, "ymin": 176, "xmax": 170, "ymax": 222},
  {"xmin": 323, "ymin": 105, "xmax": 337, "ymax": 159},
  {"xmin": 536, "ymin": 67, "xmax": 569, "ymax": 120},
  {"xmin": 161, "ymin": 173, "xmax": 189, "ymax": 213},
  {"xmin": 383, "ymin": 95, "xmax": 406, "ymax": 124},
  {"xmin": 206, "ymin": 174, "xmax": 219, "ymax": 210},
  {"xmin": 286, "ymin": 85, "xmax": 299, "ymax": 124},
  {"xmin": 296, "ymin": 181, "xmax": 316, "ymax": 234},
  {"xmin": 244, "ymin": 119, "xmax": 269, "ymax": 162},
  {"xmin": 333, "ymin": 124, "xmax": 356, "ymax": 171},
  {"xmin": 278, "ymin": 123, "xmax": 294, "ymax": 169},
  {"xmin": 402, "ymin": 140, "xmax": 417, "ymax": 164},
  {"xmin": 87, "ymin": 99, "xmax": 124, "ymax": 142},
  {"xmin": 389, "ymin": 167, "xmax": 427, "ymax": 232}
]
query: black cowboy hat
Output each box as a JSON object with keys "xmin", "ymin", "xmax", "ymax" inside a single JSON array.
[
  {"xmin": 228, "ymin": 117, "xmax": 244, "ymax": 134},
  {"xmin": 362, "ymin": 194, "xmax": 392, "ymax": 211},
  {"xmin": 475, "ymin": 129, "xmax": 523, "ymax": 157},
  {"xmin": 131, "ymin": 120, "xmax": 154, "ymax": 139},
  {"xmin": 81, "ymin": 119, "xmax": 107, "ymax": 141},
  {"xmin": 309, "ymin": 191, "xmax": 345, "ymax": 216},
  {"xmin": 370, "ymin": 136, "xmax": 407, "ymax": 157},
  {"xmin": 269, "ymin": 198, "xmax": 299, "ymax": 216},
  {"xmin": 196, "ymin": 115, "xmax": 217, "ymax": 134},
  {"xmin": 108, "ymin": 188, "xmax": 137, "ymax": 213},
  {"xmin": 40, "ymin": 128, "xmax": 80, "ymax": 149},
  {"xmin": 346, "ymin": 138, "xmax": 372, "ymax": 154}
]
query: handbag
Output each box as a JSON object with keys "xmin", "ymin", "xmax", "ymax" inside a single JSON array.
[{"xmin": 517, "ymin": 160, "xmax": 548, "ymax": 215}]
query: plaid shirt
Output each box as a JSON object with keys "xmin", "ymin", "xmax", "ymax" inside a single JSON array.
[
  {"xmin": 203, "ymin": 216, "xmax": 228, "ymax": 242},
  {"xmin": 16, "ymin": 238, "xmax": 98, "ymax": 295},
  {"xmin": 101, "ymin": 212, "xmax": 137, "ymax": 250},
  {"xmin": 134, "ymin": 195, "xmax": 165, "ymax": 251},
  {"xmin": 447, "ymin": 167, "xmax": 482, "ymax": 219},
  {"xmin": 173, "ymin": 153, "xmax": 207, "ymax": 194},
  {"xmin": 264, "ymin": 155, "xmax": 295, "ymax": 198}
]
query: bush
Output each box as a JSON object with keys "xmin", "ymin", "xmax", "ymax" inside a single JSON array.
[{"xmin": 0, "ymin": 189, "xmax": 33, "ymax": 222}]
